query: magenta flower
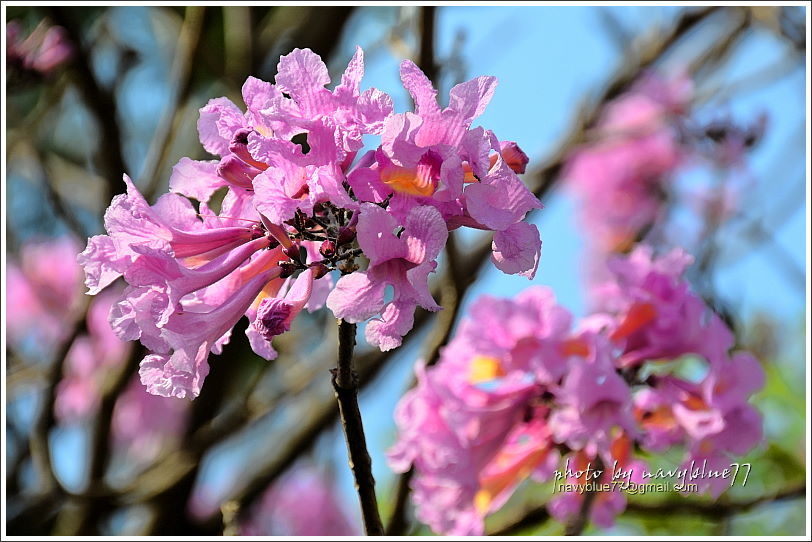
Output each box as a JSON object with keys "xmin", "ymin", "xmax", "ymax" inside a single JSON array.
[
  {"xmin": 347, "ymin": 60, "xmax": 543, "ymax": 278},
  {"xmin": 390, "ymin": 267, "xmax": 763, "ymax": 533},
  {"xmin": 80, "ymin": 46, "xmax": 542, "ymax": 401}
]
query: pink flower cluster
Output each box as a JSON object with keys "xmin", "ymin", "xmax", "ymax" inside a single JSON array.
[
  {"xmin": 79, "ymin": 47, "xmax": 541, "ymax": 399},
  {"xmin": 564, "ymin": 73, "xmax": 691, "ymax": 256},
  {"xmin": 564, "ymin": 72, "xmax": 765, "ymax": 284},
  {"xmin": 7, "ymin": 20, "xmax": 72, "ymax": 76},
  {"xmin": 388, "ymin": 245, "xmax": 763, "ymax": 535},
  {"xmin": 239, "ymin": 466, "xmax": 360, "ymax": 536}
]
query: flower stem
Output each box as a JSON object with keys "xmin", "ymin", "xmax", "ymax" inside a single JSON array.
[
  {"xmin": 564, "ymin": 456, "xmax": 604, "ymax": 536},
  {"xmin": 333, "ymin": 319, "xmax": 384, "ymax": 535}
]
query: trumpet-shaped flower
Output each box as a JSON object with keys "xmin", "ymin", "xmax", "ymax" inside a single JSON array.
[{"xmin": 80, "ymin": 46, "xmax": 542, "ymax": 400}]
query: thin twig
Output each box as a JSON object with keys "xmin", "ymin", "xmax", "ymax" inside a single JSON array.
[
  {"xmin": 490, "ymin": 484, "xmax": 806, "ymax": 535},
  {"xmin": 624, "ymin": 484, "xmax": 806, "ymax": 517},
  {"xmin": 29, "ymin": 297, "xmax": 89, "ymax": 494},
  {"xmin": 332, "ymin": 320, "xmax": 384, "ymax": 535},
  {"xmin": 140, "ymin": 6, "xmax": 206, "ymax": 200},
  {"xmin": 564, "ymin": 457, "xmax": 604, "ymax": 536},
  {"xmin": 48, "ymin": 7, "xmax": 127, "ymax": 203},
  {"xmin": 37, "ymin": 149, "xmax": 90, "ymax": 239},
  {"xmin": 490, "ymin": 505, "xmax": 552, "ymax": 536},
  {"xmin": 60, "ymin": 344, "xmax": 143, "ymax": 535}
]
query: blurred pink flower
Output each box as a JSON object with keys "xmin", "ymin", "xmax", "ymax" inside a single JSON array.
[
  {"xmin": 7, "ymin": 236, "xmax": 84, "ymax": 352},
  {"xmin": 564, "ymin": 73, "xmax": 689, "ymax": 259},
  {"xmin": 7, "ymin": 20, "xmax": 72, "ymax": 76},
  {"xmin": 390, "ymin": 261, "xmax": 763, "ymax": 533},
  {"xmin": 240, "ymin": 467, "xmax": 360, "ymax": 536},
  {"xmin": 111, "ymin": 377, "xmax": 188, "ymax": 462},
  {"xmin": 55, "ymin": 287, "xmax": 131, "ymax": 421},
  {"xmin": 388, "ymin": 287, "xmax": 577, "ymax": 535}
]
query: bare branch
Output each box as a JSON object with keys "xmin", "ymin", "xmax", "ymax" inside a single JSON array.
[
  {"xmin": 29, "ymin": 297, "xmax": 89, "ymax": 494},
  {"xmin": 140, "ymin": 6, "xmax": 206, "ymax": 200},
  {"xmin": 333, "ymin": 319, "xmax": 384, "ymax": 535},
  {"xmin": 490, "ymin": 485, "xmax": 806, "ymax": 535},
  {"xmin": 564, "ymin": 457, "xmax": 604, "ymax": 536},
  {"xmin": 48, "ymin": 7, "xmax": 127, "ymax": 203}
]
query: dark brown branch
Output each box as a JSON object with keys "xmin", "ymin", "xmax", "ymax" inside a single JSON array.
[
  {"xmin": 385, "ymin": 466, "xmax": 415, "ymax": 536},
  {"xmin": 335, "ymin": 319, "xmax": 357, "ymax": 390},
  {"xmin": 48, "ymin": 7, "xmax": 127, "ymax": 203},
  {"xmin": 332, "ymin": 320, "xmax": 384, "ymax": 535},
  {"xmin": 490, "ymin": 484, "xmax": 806, "ymax": 535},
  {"xmin": 564, "ymin": 457, "xmax": 604, "ymax": 536},
  {"xmin": 418, "ymin": 6, "xmax": 437, "ymax": 82},
  {"xmin": 29, "ymin": 298, "xmax": 89, "ymax": 494},
  {"xmin": 625, "ymin": 484, "xmax": 806, "ymax": 518},
  {"xmin": 60, "ymin": 344, "xmax": 143, "ymax": 535}
]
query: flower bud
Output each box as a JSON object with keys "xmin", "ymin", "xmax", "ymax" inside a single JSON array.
[
  {"xmin": 336, "ymin": 227, "xmax": 356, "ymax": 246},
  {"xmin": 228, "ymin": 128, "xmax": 269, "ymax": 170},
  {"xmin": 319, "ymin": 240, "xmax": 336, "ymax": 258},
  {"xmin": 283, "ymin": 243, "xmax": 302, "ymax": 264},
  {"xmin": 217, "ymin": 155, "xmax": 260, "ymax": 190}
]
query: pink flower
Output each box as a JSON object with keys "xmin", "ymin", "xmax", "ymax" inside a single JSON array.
[
  {"xmin": 7, "ymin": 237, "xmax": 84, "ymax": 353},
  {"xmin": 388, "ymin": 288, "xmax": 578, "ymax": 535},
  {"xmin": 327, "ymin": 203, "xmax": 448, "ymax": 351},
  {"xmin": 7, "ymin": 20, "xmax": 72, "ymax": 76},
  {"xmin": 346, "ymin": 60, "xmax": 542, "ymax": 278},
  {"xmin": 240, "ymin": 466, "xmax": 360, "ymax": 535},
  {"xmin": 56, "ymin": 288, "xmax": 131, "ymax": 421},
  {"xmin": 591, "ymin": 245, "xmax": 734, "ymax": 365},
  {"xmin": 563, "ymin": 72, "xmax": 691, "ymax": 282}
]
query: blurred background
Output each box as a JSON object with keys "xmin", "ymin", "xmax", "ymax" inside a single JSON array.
[{"xmin": 4, "ymin": 5, "xmax": 807, "ymax": 536}]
